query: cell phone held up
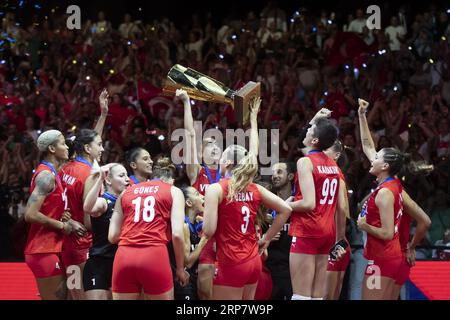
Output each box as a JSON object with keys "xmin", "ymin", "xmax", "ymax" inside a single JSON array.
[{"xmin": 329, "ymin": 239, "xmax": 348, "ymax": 261}]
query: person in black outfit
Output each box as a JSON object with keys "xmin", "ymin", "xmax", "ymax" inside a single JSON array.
[
  {"xmin": 168, "ymin": 186, "xmax": 209, "ymax": 300},
  {"xmin": 266, "ymin": 161, "xmax": 296, "ymax": 300},
  {"xmin": 82, "ymin": 163, "xmax": 130, "ymax": 300}
]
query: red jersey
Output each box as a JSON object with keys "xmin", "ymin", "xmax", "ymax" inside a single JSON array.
[
  {"xmin": 119, "ymin": 180, "xmax": 173, "ymax": 246},
  {"xmin": 59, "ymin": 159, "xmax": 93, "ymax": 249},
  {"xmin": 394, "ymin": 178, "xmax": 411, "ymax": 253},
  {"xmin": 289, "ymin": 152, "xmax": 340, "ymax": 238},
  {"xmin": 25, "ymin": 164, "xmax": 66, "ymax": 254},
  {"xmin": 364, "ymin": 178, "xmax": 404, "ymax": 260},
  {"xmin": 192, "ymin": 165, "xmax": 220, "ymax": 196},
  {"xmin": 215, "ymin": 178, "xmax": 261, "ymax": 265}
]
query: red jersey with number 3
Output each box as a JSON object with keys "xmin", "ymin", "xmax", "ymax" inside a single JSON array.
[
  {"xmin": 364, "ymin": 179, "xmax": 403, "ymax": 260},
  {"xmin": 119, "ymin": 180, "xmax": 173, "ymax": 247},
  {"xmin": 215, "ymin": 178, "xmax": 261, "ymax": 266},
  {"xmin": 192, "ymin": 166, "xmax": 219, "ymax": 196},
  {"xmin": 289, "ymin": 152, "xmax": 340, "ymax": 238},
  {"xmin": 25, "ymin": 164, "xmax": 66, "ymax": 254},
  {"xmin": 59, "ymin": 160, "xmax": 93, "ymax": 249}
]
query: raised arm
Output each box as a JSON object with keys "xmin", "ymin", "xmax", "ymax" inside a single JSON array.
[
  {"xmin": 108, "ymin": 195, "xmax": 123, "ymax": 244},
  {"xmin": 249, "ymin": 97, "xmax": 261, "ymax": 157},
  {"xmin": 177, "ymin": 89, "xmax": 201, "ymax": 184},
  {"xmin": 83, "ymin": 173, "xmax": 108, "ymax": 217},
  {"xmin": 289, "ymin": 157, "xmax": 316, "ymax": 212},
  {"xmin": 358, "ymin": 98, "xmax": 377, "ymax": 162},
  {"xmin": 203, "ymin": 183, "xmax": 222, "ymax": 238},
  {"xmin": 93, "ymin": 88, "xmax": 109, "ymax": 136},
  {"xmin": 170, "ymin": 186, "xmax": 189, "ymax": 287},
  {"xmin": 358, "ymin": 188, "xmax": 395, "ymax": 240}
]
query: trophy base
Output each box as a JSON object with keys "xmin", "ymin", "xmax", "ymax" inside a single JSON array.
[{"xmin": 233, "ymin": 82, "xmax": 261, "ymax": 126}]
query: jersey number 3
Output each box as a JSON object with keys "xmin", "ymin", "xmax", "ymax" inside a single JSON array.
[
  {"xmin": 319, "ymin": 178, "xmax": 338, "ymax": 205},
  {"xmin": 241, "ymin": 205, "xmax": 250, "ymax": 233},
  {"xmin": 132, "ymin": 196, "xmax": 156, "ymax": 222}
]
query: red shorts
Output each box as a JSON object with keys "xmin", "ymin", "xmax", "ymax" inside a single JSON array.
[
  {"xmin": 395, "ymin": 257, "xmax": 411, "ymax": 285},
  {"xmin": 254, "ymin": 266, "xmax": 273, "ymax": 300},
  {"xmin": 199, "ymin": 238, "xmax": 216, "ymax": 265},
  {"xmin": 327, "ymin": 244, "xmax": 351, "ymax": 272},
  {"xmin": 290, "ymin": 235, "xmax": 334, "ymax": 255},
  {"xmin": 61, "ymin": 247, "xmax": 89, "ymax": 268},
  {"xmin": 214, "ymin": 255, "xmax": 261, "ymax": 288},
  {"xmin": 112, "ymin": 245, "xmax": 173, "ymax": 295},
  {"xmin": 25, "ymin": 253, "xmax": 65, "ymax": 278},
  {"xmin": 364, "ymin": 257, "xmax": 404, "ymax": 283}
]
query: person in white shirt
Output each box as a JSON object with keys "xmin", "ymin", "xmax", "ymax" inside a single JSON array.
[
  {"xmin": 185, "ymin": 31, "xmax": 204, "ymax": 62},
  {"xmin": 118, "ymin": 14, "xmax": 140, "ymax": 38},
  {"xmin": 257, "ymin": 18, "xmax": 271, "ymax": 47},
  {"xmin": 348, "ymin": 9, "xmax": 366, "ymax": 34},
  {"xmin": 385, "ymin": 16, "xmax": 406, "ymax": 51},
  {"xmin": 92, "ymin": 11, "xmax": 111, "ymax": 35}
]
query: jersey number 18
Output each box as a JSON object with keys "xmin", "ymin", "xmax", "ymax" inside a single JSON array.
[{"xmin": 132, "ymin": 196, "xmax": 156, "ymax": 222}]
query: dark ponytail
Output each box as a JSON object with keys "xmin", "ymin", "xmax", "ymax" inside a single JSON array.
[
  {"xmin": 382, "ymin": 148, "xmax": 434, "ymax": 177},
  {"xmin": 125, "ymin": 147, "xmax": 145, "ymax": 174},
  {"xmin": 69, "ymin": 129, "xmax": 98, "ymax": 158}
]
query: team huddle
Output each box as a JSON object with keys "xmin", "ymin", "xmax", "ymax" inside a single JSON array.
[{"xmin": 23, "ymin": 88, "xmax": 431, "ymax": 300}]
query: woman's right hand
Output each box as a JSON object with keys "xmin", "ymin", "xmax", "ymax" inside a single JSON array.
[
  {"xmin": 358, "ymin": 98, "xmax": 369, "ymax": 115},
  {"xmin": 64, "ymin": 220, "xmax": 88, "ymax": 237},
  {"xmin": 176, "ymin": 268, "xmax": 190, "ymax": 287},
  {"xmin": 61, "ymin": 210, "xmax": 71, "ymax": 222},
  {"xmin": 175, "ymin": 89, "xmax": 190, "ymax": 105}
]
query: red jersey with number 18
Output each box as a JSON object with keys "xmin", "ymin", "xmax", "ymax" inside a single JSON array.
[
  {"xmin": 215, "ymin": 178, "xmax": 261, "ymax": 266},
  {"xmin": 119, "ymin": 180, "xmax": 173, "ymax": 247},
  {"xmin": 289, "ymin": 152, "xmax": 340, "ymax": 239}
]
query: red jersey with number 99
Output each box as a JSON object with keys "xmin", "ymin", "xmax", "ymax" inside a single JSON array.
[
  {"xmin": 215, "ymin": 178, "xmax": 261, "ymax": 266},
  {"xmin": 119, "ymin": 180, "xmax": 173, "ymax": 247},
  {"xmin": 364, "ymin": 178, "xmax": 403, "ymax": 260},
  {"xmin": 289, "ymin": 152, "xmax": 340, "ymax": 238}
]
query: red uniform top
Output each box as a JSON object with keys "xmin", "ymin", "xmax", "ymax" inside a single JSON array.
[
  {"xmin": 289, "ymin": 152, "xmax": 340, "ymax": 238},
  {"xmin": 25, "ymin": 164, "xmax": 66, "ymax": 254},
  {"xmin": 119, "ymin": 180, "xmax": 173, "ymax": 247},
  {"xmin": 364, "ymin": 178, "xmax": 404, "ymax": 260},
  {"xmin": 192, "ymin": 165, "xmax": 220, "ymax": 196},
  {"xmin": 394, "ymin": 178, "xmax": 411, "ymax": 253},
  {"xmin": 215, "ymin": 178, "xmax": 262, "ymax": 266},
  {"xmin": 59, "ymin": 159, "xmax": 93, "ymax": 249}
]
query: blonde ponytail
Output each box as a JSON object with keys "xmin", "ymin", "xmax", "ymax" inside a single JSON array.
[{"xmin": 226, "ymin": 145, "xmax": 258, "ymax": 203}]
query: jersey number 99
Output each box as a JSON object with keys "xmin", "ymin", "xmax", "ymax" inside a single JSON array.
[{"xmin": 319, "ymin": 178, "xmax": 338, "ymax": 205}]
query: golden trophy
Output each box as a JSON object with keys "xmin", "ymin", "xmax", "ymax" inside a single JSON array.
[{"xmin": 163, "ymin": 64, "xmax": 260, "ymax": 126}]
